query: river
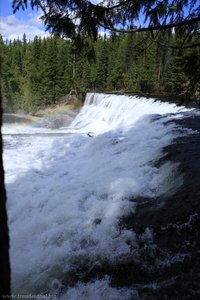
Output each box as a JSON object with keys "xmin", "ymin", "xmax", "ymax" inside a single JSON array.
[{"xmin": 2, "ymin": 93, "xmax": 200, "ymax": 299}]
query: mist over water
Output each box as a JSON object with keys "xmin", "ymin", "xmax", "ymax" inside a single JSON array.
[{"xmin": 3, "ymin": 93, "xmax": 196, "ymax": 299}]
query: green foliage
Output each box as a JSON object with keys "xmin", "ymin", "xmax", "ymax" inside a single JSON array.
[
  {"xmin": 1, "ymin": 35, "xmax": 73, "ymax": 113},
  {"xmin": 1, "ymin": 31, "xmax": 199, "ymax": 113}
]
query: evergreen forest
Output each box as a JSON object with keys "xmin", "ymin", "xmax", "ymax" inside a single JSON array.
[{"xmin": 1, "ymin": 32, "xmax": 199, "ymax": 113}]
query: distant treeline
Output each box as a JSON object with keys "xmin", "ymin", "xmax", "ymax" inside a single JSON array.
[{"xmin": 1, "ymin": 32, "xmax": 199, "ymax": 113}]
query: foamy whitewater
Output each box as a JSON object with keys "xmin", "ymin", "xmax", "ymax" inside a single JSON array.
[{"xmin": 3, "ymin": 93, "xmax": 196, "ymax": 299}]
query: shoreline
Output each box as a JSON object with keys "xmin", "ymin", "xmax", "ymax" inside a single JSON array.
[
  {"xmin": 3, "ymin": 92, "xmax": 83, "ymax": 120},
  {"xmin": 3, "ymin": 102, "xmax": 82, "ymax": 121},
  {"xmin": 3, "ymin": 113, "xmax": 41, "ymax": 122}
]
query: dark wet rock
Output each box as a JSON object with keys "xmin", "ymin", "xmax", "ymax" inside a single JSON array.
[
  {"xmin": 94, "ymin": 218, "xmax": 102, "ymax": 225},
  {"xmin": 117, "ymin": 115, "xmax": 200, "ymax": 299}
]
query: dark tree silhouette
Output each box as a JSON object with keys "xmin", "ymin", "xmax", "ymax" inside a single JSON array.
[
  {"xmin": 12, "ymin": 0, "xmax": 200, "ymax": 48},
  {"xmin": 0, "ymin": 93, "xmax": 11, "ymax": 296}
]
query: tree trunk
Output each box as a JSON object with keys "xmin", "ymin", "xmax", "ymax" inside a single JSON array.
[{"xmin": 0, "ymin": 94, "xmax": 11, "ymax": 296}]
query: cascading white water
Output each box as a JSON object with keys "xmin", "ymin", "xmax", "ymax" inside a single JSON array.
[
  {"xmin": 70, "ymin": 93, "xmax": 189, "ymax": 134},
  {"xmin": 3, "ymin": 93, "xmax": 195, "ymax": 299}
]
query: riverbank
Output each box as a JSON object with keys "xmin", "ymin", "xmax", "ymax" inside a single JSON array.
[
  {"xmin": 3, "ymin": 94, "xmax": 83, "ymax": 124},
  {"xmin": 33, "ymin": 93, "xmax": 83, "ymax": 118}
]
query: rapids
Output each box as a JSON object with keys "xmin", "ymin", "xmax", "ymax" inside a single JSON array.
[{"xmin": 3, "ymin": 93, "xmax": 198, "ymax": 299}]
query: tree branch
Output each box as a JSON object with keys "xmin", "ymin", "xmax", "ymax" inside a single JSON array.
[
  {"xmin": 149, "ymin": 36, "xmax": 200, "ymax": 49},
  {"xmin": 98, "ymin": 16, "xmax": 200, "ymax": 33},
  {"xmin": 105, "ymin": 0, "xmax": 132, "ymax": 10}
]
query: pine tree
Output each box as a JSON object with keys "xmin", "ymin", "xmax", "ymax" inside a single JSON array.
[
  {"xmin": 95, "ymin": 37, "xmax": 109, "ymax": 90},
  {"xmin": 55, "ymin": 38, "xmax": 72, "ymax": 97}
]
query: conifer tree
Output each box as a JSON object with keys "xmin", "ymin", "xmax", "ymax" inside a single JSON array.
[{"xmin": 96, "ymin": 37, "xmax": 109, "ymax": 90}]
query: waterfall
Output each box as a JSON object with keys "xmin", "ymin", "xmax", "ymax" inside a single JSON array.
[
  {"xmin": 3, "ymin": 93, "xmax": 196, "ymax": 299},
  {"xmin": 70, "ymin": 93, "xmax": 189, "ymax": 134}
]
